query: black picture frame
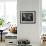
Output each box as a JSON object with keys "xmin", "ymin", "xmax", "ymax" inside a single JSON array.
[{"xmin": 20, "ymin": 11, "xmax": 36, "ymax": 24}]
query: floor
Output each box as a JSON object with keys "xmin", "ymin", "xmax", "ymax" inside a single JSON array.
[
  {"xmin": 0, "ymin": 41, "xmax": 5, "ymax": 46},
  {"xmin": 0, "ymin": 41, "xmax": 46, "ymax": 46}
]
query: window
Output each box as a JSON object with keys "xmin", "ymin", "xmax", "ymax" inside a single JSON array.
[
  {"xmin": 42, "ymin": 0, "xmax": 46, "ymax": 33},
  {"xmin": 42, "ymin": 0, "xmax": 46, "ymax": 25},
  {"xmin": 0, "ymin": 0, "xmax": 17, "ymax": 26},
  {"xmin": 0, "ymin": 1, "xmax": 4, "ymax": 17}
]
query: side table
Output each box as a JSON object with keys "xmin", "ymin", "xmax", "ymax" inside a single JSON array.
[{"xmin": 0, "ymin": 30, "xmax": 3, "ymax": 42}]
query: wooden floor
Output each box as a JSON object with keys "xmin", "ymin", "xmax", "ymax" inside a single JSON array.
[
  {"xmin": 0, "ymin": 41, "xmax": 5, "ymax": 46},
  {"xmin": 0, "ymin": 41, "xmax": 45, "ymax": 46}
]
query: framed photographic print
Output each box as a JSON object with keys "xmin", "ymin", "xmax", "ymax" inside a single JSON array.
[{"xmin": 20, "ymin": 11, "xmax": 36, "ymax": 24}]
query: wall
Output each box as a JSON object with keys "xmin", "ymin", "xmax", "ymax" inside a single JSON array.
[{"xmin": 17, "ymin": 0, "xmax": 42, "ymax": 46}]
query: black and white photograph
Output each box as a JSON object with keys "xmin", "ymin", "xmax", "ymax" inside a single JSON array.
[
  {"xmin": 22, "ymin": 13, "xmax": 33, "ymax": 21},
  {"xmin": 20, "ymin": 11, "xmax": 36, "ymax": 24}
]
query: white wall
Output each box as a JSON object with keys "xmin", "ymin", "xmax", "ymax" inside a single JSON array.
[{"xmin": 17, "ymin": 0, "xmax": 42, "ymax": 46}]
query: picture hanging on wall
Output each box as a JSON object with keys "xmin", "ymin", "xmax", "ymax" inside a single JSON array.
[{"xmin": 20, "ymin": 11, "xmax": 36, "ymax": 24}]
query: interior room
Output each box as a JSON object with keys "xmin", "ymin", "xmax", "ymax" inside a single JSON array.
[{"xmin": 0, "ymin": 0, "xmax": 46, "ymax": 46}]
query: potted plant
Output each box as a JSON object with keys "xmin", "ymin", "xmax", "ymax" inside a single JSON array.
[{"xmin": 0, "ymin": 18, "xmax": 5, "ymax": 27}]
